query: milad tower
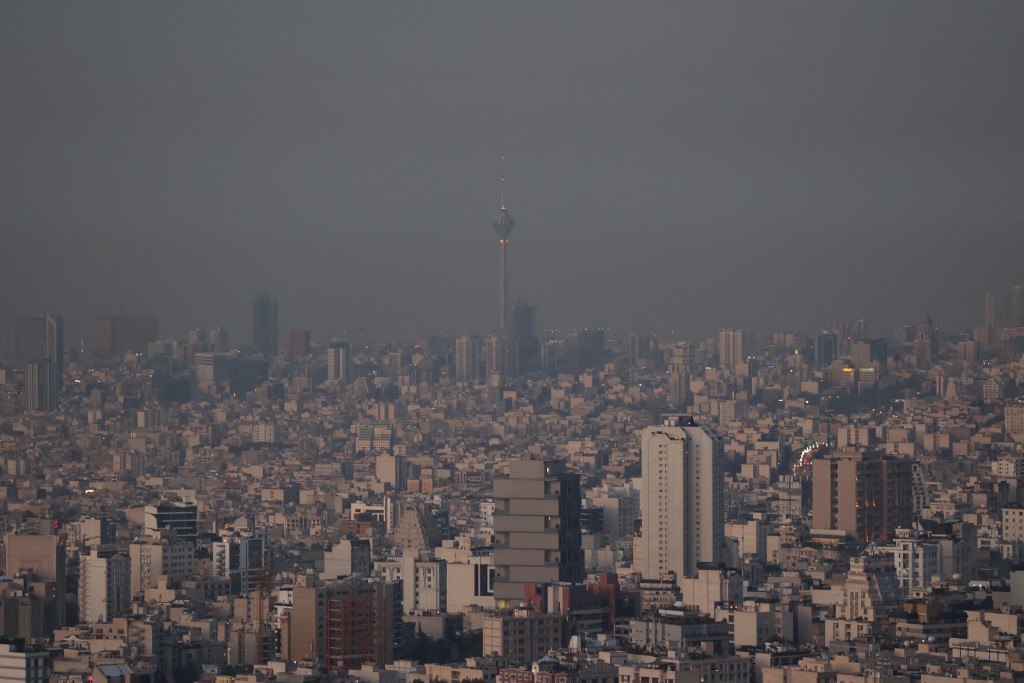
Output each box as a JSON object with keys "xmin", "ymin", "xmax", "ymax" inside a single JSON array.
[{"xmin": 491, "ymin": 157, "xmax": 516, "ymax": 337}]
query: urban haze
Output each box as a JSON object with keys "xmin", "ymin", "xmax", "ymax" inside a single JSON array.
[
  {"xmin": 3, "ymin": 3, "xmax": 1024, "ymax": 683},
  {"xmin": 2, "ymin": 2, "xmax": 1023, "ymax": 345}
]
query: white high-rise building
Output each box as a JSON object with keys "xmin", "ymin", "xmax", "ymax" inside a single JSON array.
[
  {"xmin": 129, "ymin": 531, "xmax": 195, "ymax": 596},
  {"xmin": 891, "ymin": 527, "xmax": 939, "ymax": 592},
  {"xmin": 79, "ymin": 550, "xmax": 130, "ymax": 624},
  {"xmin": 639, "ymin": 415, "xmax": 724, "ymax": 579},
  {"xmin": 326, "ymin": 340, "xmax": 352, "ymax": 383},
  {"xmin": 718, "ymin": 329, "xmax": 744, "ymax": 371}
]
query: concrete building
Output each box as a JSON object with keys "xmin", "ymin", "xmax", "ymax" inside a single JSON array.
[
  {"xmin": 144, "ymin": 503, "xmax": 198, "ymax": 545},
  {"xmin": 441, "ymin": 548, "xmax": 495, "ymax": 613},
  {"xmin": 2, "ymin": 534, "xmax": 66, "ymax": 629},
  {"xmin": 0, "ymin": 638, "xmax": 51, "ymax": 683},
  {"xmin": 327, "ymin": 340, "xmax": 352, "ymax": 383},
  {"xmin": 814, "ymin": 332, "xmax": 838, "ymax": 369},
  {"xmin": 14, "ymin": 313, "xmax": 62, "ymax": 380},
  {"xmin": 285, "ymin": 577, "xmax": 400, "ymax": 673},
  {"xmin": 889, "ymin": 527, "xmax": 939, "ymax": 592},
  {"xmin": 455, "ymin": 335, "xmax": 483, "ymax": 382},
  {"xmin": 322, "ymin": 537, "xmax": 373, "ymax": 580},
  {"xmin": 212, "ymin": 529, "xmax": 266, "ymax": 595},
  {"xmin": 639, "ymin": 416, "xmax": 725, "ymax": 579},
  {"xmin": 375, "ymin": 553, "xmax": 447, "ymax": 613},
  {"xmin": 493, "ymin": 459, "xmax": 583, "ymax": 608},
  {"xmin": 482, "ymin": 606, "xmax": 562, "ymax": 664},
  {"xmin": 23, "ymin": 360, "xmax": 57, "ymax": 412},
  {"xmin": 252, "ymin": 295, "xmax": 279, "ymax": 356},
  {"xmin": 1006, "ymin": 402, "xmax": 1024, "ymax": 436},
  {"xmin": 668, "ymin": 342, "xmax": 691, "ymax": 410},
  {"xmin": 811, "ymin": 449, "xmax": 914, "ymax": 542},
  {"xmin": 129, "ymin": 531, "xmax": 195, "ymax": 596},
  {"xmin": 719, "ymin": 329, "xmax": 744, "ymax": 372},
  {"xmin": 512, "ymin": 301, "xmax": 539, "ymax": 376},
  {"xmin": 287, "ymin": 329, "xmax": 310, "ymax": 357},
  {"xmin": 78, "ymin": 550, "xmax": 130, "ymax": 624}
]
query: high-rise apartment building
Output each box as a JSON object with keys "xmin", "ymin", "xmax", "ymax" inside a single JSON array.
[
  {"xmin": 891, "ymin": 528, "xmax": 939, "ymax": 592},
  {"xmin": 482, "ymin": 606, "xmax": 563, "ymax": 663},
  {"xmin": 0, "ymin": 639, "xmax": 51, "ymax": 682},
  {"xmin": 287, "ymin": 329, "xmax": 311, "ymax": 357},
  {"xmin": 326, "ymin": 341, "xmax": 352, "ymax": 383},
  {"xmin": 78, "ymin": 549, "xmax": 130, "ymax": 624},
  {"xmin": 129, "ymin": 531, "xmax": 195, "ymax": 596},
  {"xmin": 23, "ymin": 360, "xmax": 57, "ymax": 412},
  {"xmin": 1011, "ymin": 284, "xmax": 1024, "ymax": 328},
  {"xmin": 252, "ymin": 295, "xmax": 279, "ymax": 356},
  {"xmin": 3, "ymin": 534, "xmax": 67, "ymax": 629},
  {"xmin": 212, "ymin": 529, "xmax": 266, "ymax": 595},
  {"xmin": 811, "ymin": 449, "xmax": 914, "ymax": 542},
  {"xmin": 285, "ymin": 577, "xmax": 400, "ymax": 672},
  {"xmin": 492, "ymin": 459, "xmax": 583, "ymax": 608},
  {"xmin": 14, "ymin": 314, "xmax": 62, "ymax": 377},
  {"xmin": 15, "ymin": 314, "xmax": 63, "ymax": 412},
  {"xmin": 984, "ymin": 293, "xmax": 999, "ymax": 328},
  {"xmin": 814, "ymin": 332, "xmax": 838, "ymax": 369},
  {"xmin": 512, "ymin": 301, "xmax": 539, "ymax": 376},
  {"xmin": 718, "ymin": 329, "xmax": 743, "ymax": 371},
  {"xmin": 667, "ymin": 342, "xmax": 691, "ymax": 410},
  {"xmin": 629, "ymin": 331, "xmax": 655, "ymax": 370},
  {"xmin": 639, "ymin": 415, "xmax": 724, "ymax": 579},
  {"xmin": 455, "ymin": 335, "xmax": 482, "ymax": 382}
]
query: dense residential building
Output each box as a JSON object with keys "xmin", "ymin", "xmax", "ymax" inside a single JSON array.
[
  {"xmin": 78, "ymin": 549, "xmax": 130, "ymax": 624},
  {"xmin": 483, "ymin": 606, "xmax": 563, "ymax": 664},
  {"xmin": 2, "ymin": 534, "xmax": 66, "ymax": 629},
  {"xmin": 212, "ymin": 528, "xmax": 266, "ymax": 595},
  {"xmin": 455, "ymin": 335, "xmax": 483, "ymax": 382},
  {"xmin": 23, "ymin": 360, "xmax": 57, "ymax": 412},
  {"xmin": 639, "ymin": 415, "xmax": 725, "ymax": 579},
  {"xmin": 284, "ymin": 577, "xmax": 400, "ymax": 672},
  {"xmin": 3, "ymin": 303, "xmax": 1024, "ymax": 682},
  {"xmin": 129, "ymin": 531, "xmax": 196, "ymax": 596},
  {"xmin": 719, "ymin": 328, "xmax": 744, "ymax": 372},
  {"xmin": 890, "ymin": 527, "xmax": 940, "ymax": 591},
  {"xmin": 0, "ymin": 638, "xmax": 51, "ymax": 683},
  {"xmin": 811, "ymin": 449, "xmax": 914, "ymax": 542},
  {"xmin": 326, "ymin": 340, "xmax": 352, "ymax": 383},
  {"xmin": 493, "ymin": 459, "xmax": 584, "ymax": 608}
]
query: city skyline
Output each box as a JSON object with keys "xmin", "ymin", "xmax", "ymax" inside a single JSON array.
[
  {"xmin": 2, "ymin": 3, "xmax": 1023, "ymax": 349},
  {"xmin": 3, "ymin": 4, "xmax": 1024, "ymax": 679},
  {"xmin": 4, "ymin": 281, "xmax": 1024, "ymax": 362}
]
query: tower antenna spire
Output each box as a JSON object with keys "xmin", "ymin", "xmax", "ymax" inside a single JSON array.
[{"xmin": 500, "ymin": 155, "xmax": 506, "ymax": 209}]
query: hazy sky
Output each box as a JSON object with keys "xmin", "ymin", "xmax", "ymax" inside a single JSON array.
[{"xmin": 2, "ymin": 2, "xmax": 1023, "ymax": 350}]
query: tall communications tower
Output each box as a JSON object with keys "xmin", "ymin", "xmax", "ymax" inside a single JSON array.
[{"xmin": 491, "ymin": 157, "xmax": 516, "ymax": 335}]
